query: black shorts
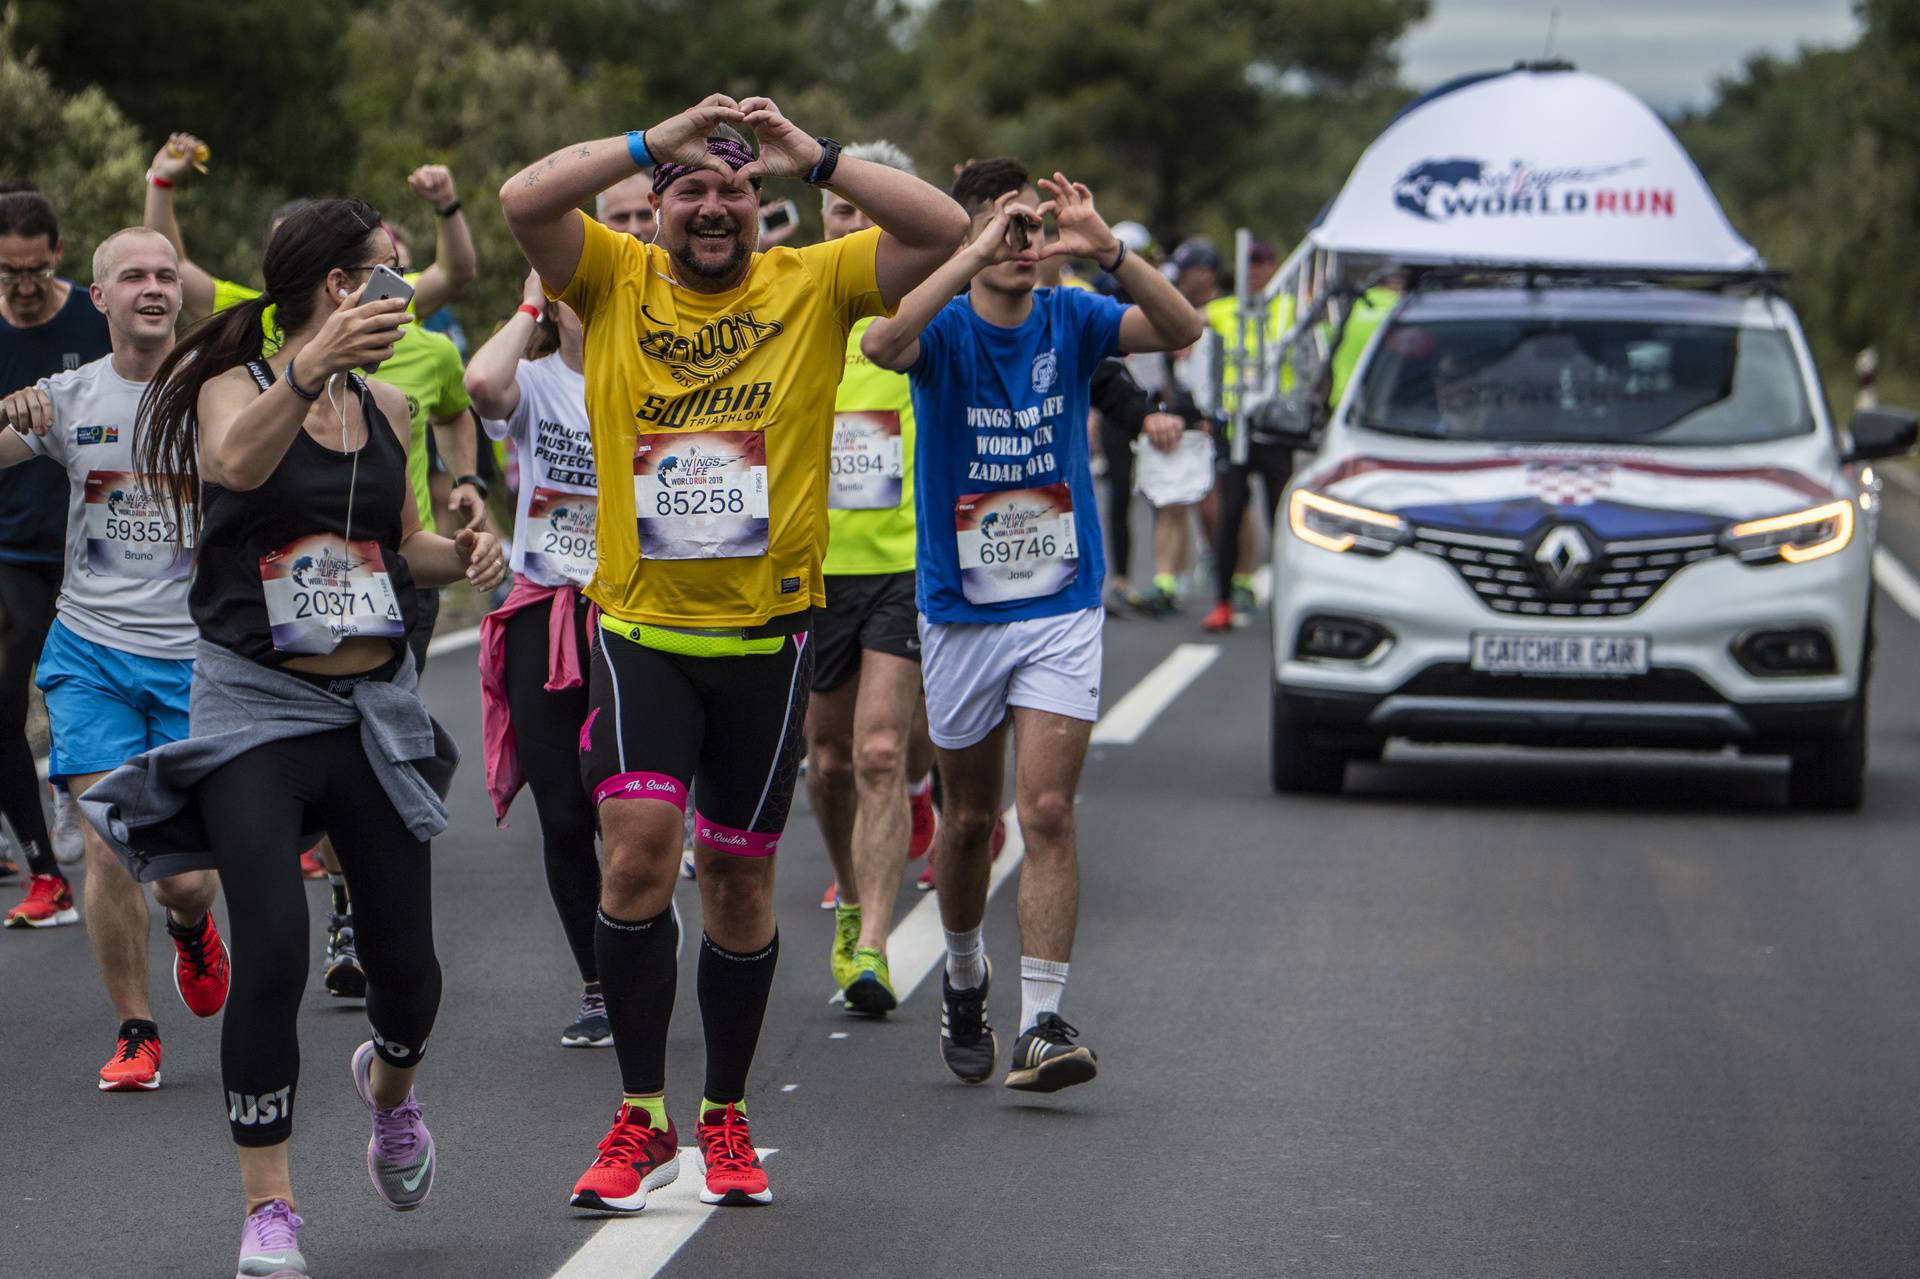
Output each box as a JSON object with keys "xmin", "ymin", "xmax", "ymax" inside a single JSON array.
[
  {"xmin": 811, "ymin": 571, "xmax": 919, "ymax": 694},
  {"xmin": 581, "ymin": 616, "xmax": 813, "ymax": 857}
]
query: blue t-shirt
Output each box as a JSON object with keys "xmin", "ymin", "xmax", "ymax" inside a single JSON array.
[
  {"xmin": 0, "ymin": 286, "xmax": 112, "ymax": 562},
  {"xmin": 909, "ymin": 286, "xmax": 1127, "ymax": 624}
]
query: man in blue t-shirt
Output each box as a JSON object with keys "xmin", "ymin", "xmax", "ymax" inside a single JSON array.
[
  {"xmin": 862, "ymin": 158, "xmax": 1201, "ymax": 1093},
  {"xmin": 0, "ymin": 182, "xmax": 110, "ymax": 924}
]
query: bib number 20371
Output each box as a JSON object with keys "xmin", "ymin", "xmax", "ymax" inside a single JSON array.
[
  {"xmin": 953, "ymin": 483, "xmax": 1079, "ymax": 605},
  {"xmin": 260, "ymin": 535, "xmax": 405, "ymax": 655},
  {"xmin": 632, "ymin": 430, "xmax": 770, "ymax": 560}
]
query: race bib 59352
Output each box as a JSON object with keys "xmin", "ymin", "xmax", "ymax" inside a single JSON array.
[{"xmin": 83, "ymin": 470, "xmax": 194, "ymax": 580}]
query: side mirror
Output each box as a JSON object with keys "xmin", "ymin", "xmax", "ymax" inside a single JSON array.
[{"xmin": 1845, "ymin": 407, "xmax": 1917, "ymax": 462}]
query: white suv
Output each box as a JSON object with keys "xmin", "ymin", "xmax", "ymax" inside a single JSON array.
[{"xmin": 1269, "ymin": 282, "xmax": 1916, "ymax": 808}]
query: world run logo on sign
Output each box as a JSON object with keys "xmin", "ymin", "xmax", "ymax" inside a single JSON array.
[{"xmin": 1392, "ymin": 158, "xmax": 1672, "ymax": 224}]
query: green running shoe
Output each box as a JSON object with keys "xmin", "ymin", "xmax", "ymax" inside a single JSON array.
[
  {"xmin": 830, "ymin": 902, "xmax": 862, "ymax": 990},
  {"xmin": 843, "ymin": 947, "xmax": 897, "ymax": 1017}
]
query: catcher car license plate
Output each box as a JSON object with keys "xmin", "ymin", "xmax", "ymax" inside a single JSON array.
[{"xmin": 1470, "ymin": 632, "xmax": 1649, "ymax": 676}]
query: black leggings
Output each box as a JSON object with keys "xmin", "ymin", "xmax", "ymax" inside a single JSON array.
[
  {"xmin": 0, "ymin": 559, "xmax": 60, "ymax": 876},
  {"xmin": 1213, "ymin": 439, "xmax": 1295, "ymax": 604},
  {"xmin": 1099, "ymin": 414, "xmax": 1137, "ymax": 583},
  {"xmin": 502, "ymin": 598, "xmax": 599, "ymax": 983},
  {"xmin": 199, "ymin": 726, "xmax": 442, "ymax": 1147}
]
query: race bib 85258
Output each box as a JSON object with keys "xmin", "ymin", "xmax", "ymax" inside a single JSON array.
[
  {"xmin": 83, "ymin": 470, "xmax": 194, "ymax": 580},
  {"xmin": 953, "ymin": 483, "xmax": 1079, "ymax": 605},
  {"xmin": 260, "ymin": 535, "xmax": 405, "ymax": 655},
  {"xmin": 632, "ymin": 430, "xmax": 770, "ymax": 561}
]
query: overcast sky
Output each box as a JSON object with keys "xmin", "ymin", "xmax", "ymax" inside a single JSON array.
[{"xmin": 1397, "ymin": 0, "xmax": 1862, "ymax": 113}]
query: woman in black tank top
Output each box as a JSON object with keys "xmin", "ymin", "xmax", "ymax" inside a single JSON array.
[{"xmin": 129, "ymin": 199, "xmax": 505, "ymax": 1261}]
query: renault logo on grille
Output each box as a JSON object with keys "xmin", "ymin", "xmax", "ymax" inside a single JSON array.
[{"xmin": 1535, "ymin": 524, "xmax": 1594, "ymax": 589}]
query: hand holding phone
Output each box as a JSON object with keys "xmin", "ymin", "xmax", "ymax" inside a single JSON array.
[{"xmin": 350, "ymin": 266, "xmax": 414, "ymax": 373}]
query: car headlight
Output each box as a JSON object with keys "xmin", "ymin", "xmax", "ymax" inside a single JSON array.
[
  {"xmin": 1287, "ymin": 489, "xmax": 1408, "ymax": 556},
  {"xmin": 1722, "ymin": 499, "xmax": 1854, "ymax": 565}
]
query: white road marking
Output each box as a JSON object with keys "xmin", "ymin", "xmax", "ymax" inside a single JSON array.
[
  {"xmin": 427, "ymin": 624, "xmax": 483, "ymax": 657},
  {"xmin": 552, "ymin": 1148, "xmax": 773, "ymax": 1279},
  {"xmin": 1090, "ymin": 643, "xmax": 1222, "ymax": 745},
  {"xmin": 1873, "ymin": 546, "xmax": 1920, "ymax": 622}
]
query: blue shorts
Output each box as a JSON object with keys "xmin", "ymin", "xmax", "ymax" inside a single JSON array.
[{"xmin": 36, "ymin": 619, "xmax": 193, "ymax": 784}]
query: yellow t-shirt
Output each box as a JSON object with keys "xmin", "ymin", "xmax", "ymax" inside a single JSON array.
[
  {"xmin": 556, "ymin": 216, "xmax": 889, "ymax": 628},
  {"xmin": 823, "ymin": 316, "xmax": 916, "ymax": 577}
]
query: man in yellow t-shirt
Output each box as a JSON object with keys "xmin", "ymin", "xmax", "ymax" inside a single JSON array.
[
  {"xmin": 502, "ymin": 93, "xmax": 965, "ymax": 1213},
  {"xmin": 802, "ymin": 142, "xmax": 940, "ymax": 1014}
]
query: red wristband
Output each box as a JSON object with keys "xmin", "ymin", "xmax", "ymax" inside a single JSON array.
[
  {"xmin": 516, "ymin": 303, "xmax": 544, "ymax": 322},
  {"xmin": 146, "ymin": 171, "xmax": 174, "ymax": 189}
]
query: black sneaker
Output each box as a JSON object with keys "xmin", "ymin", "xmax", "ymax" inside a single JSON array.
[
  {"xmin": 939, "ymin": 960, "xmax": 997, "ymax": 1084},
  {"xmin": 324, "ymin": 911, "xmax": 366, "ymax": 999},
  {"xmin": 562, "ymin": 988, "xmax": 613, "ymax": 1048},
  {"xmin": 1005, "ymin": 1013, "xmax": 1098, "ymax": 1092}
]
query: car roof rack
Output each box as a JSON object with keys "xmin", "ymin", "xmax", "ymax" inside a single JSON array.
[{"xmin": 1404, "ymin": 262, "xmax": 1789, "ymax": 295}]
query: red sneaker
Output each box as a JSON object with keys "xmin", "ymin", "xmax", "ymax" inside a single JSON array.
[
  {"xmin": 917, "ymin": 816, "xmax": 1008, "ymax": 892},
  {"xmin": 908, "ymin": 786, "xmax": 937, "ymax": 861},
  {"xmin": 299, "ymin": 848, "xmax": 327, "ymax": 879},
  {"xmin": 5, "ymin": 873, "xmax": 78, "ymax": 928},
  {"xmin": 170, "ymin": 912, "xmax": 231, "ymax": 1018},
  {"xmin": 696, "ymin": 1103, "xmax": 771, "ymax": 1205},
  {"xmin": 820, "ymin": 881, "xmax": 837, "ymax": 910},
  {"xmin": 1201, "ymin": 601, "xmax": 1234, "ymax": 633},
  {"xmin": 570, "ymin": 1104, "xmax": 680, "ymax": 1214},
  {"xmin": 99, "ymin": 1027, "xmax": 163, "ymax": 1092}
]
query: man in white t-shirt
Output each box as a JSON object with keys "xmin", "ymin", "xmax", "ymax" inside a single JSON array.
[{"xmin": 0, "ymin": 227, "xmax": 230, "ymax": 1092}]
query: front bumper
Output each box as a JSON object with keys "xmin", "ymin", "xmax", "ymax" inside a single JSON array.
[{"xmin": 1271, "ymin": 529, "xmax": 1872, "ymax": 751}]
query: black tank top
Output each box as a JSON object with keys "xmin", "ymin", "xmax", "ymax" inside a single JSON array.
[{"xmin": 191, "ymin": 362, "xmax": 418, "ymax": 666}]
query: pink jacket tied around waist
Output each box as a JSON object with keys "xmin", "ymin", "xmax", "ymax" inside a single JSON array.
[{"xmin": 479, "ymin": 577, "xmax": 590, "ymax": 822}]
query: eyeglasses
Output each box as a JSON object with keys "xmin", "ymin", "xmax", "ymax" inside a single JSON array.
[{"xmin": 0, "ymin": 265, "xmax": 56, "ymax": 285}]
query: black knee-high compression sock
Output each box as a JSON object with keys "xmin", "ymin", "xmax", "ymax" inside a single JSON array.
[
  {"xmin": 697, "ymin": 931, "xmax": 779, "ymax": 1105},
  {"xmin": 594, "ymin": 904, "xmax": 679, "ymax": 1095}
]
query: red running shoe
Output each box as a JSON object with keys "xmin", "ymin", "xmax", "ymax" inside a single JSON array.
[
  {"xmin": 570, "ymin": 1104, "xmax": 680, "ymax": 1214},
  {"xmin": 99, "ymin": 1025, "xmax": 162, "ymax": 1092},
  {"xmin": 5, "ymin": 873, "xmax": 78, "ymax": 928},
  {"xmin": 916, "ymin": 816, "xmax": 1008, "ymax": 891},
  {"xmin": 908, "ymin": 786, "xmax": 937, "ymax": 861},
  {"xmin": 299, "ymin": 848, "xmax": 327, "ymax": 879},
  {"xmin": 696, "ymin": 1102, "xmax": 771, "ymax": 1205},
  {"xmin": 1201, "ymin": 601, "xmax": 1234, "ymax": 633},
  {"xmin": 170, "ymin": 911, "xmax": 231, "ymax": 1018}
]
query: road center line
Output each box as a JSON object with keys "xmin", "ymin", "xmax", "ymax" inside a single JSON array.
[
  {"xmin": 552, "ymin": 1149, "xmax": 774, "ymax": 1279},
  {"xmin": 1873, "ymin": 546, "xmax": 1920, "ymax": 622}
]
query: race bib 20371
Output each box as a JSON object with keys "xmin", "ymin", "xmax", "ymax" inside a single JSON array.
[{"xmin": 260, "ymin": 535, "xmax": 405, "ymax": 655}]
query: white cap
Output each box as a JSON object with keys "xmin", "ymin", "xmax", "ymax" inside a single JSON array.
[{"xmin": 1111, "ymin": 220, "xmax": 1152, "ymax": 254}]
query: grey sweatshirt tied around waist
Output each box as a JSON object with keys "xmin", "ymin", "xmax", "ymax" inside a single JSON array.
[{"xmin": 83, "ymin": 639, "xmax": 460, "ymax": 884}]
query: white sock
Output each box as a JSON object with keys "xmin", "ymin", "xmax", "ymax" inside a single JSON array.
[
  {"xmin": 1019, "ymin": 956, "xmax": 1069, "ymax": 1033},
  {"xmin": 907, "ymin": 773, "xmax": 932, "ymax": 797},
  {"xmin": 944, "ymin": 926, "xmax": 986, "ymax": 990}
]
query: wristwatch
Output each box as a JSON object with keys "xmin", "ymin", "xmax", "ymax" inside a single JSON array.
[{"xmin": 453, "ymin": 473, "xmax": 490, "ymax": 499}]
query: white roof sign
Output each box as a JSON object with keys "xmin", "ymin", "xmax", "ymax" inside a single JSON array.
[{"xmin": 1309, "ymin": 67, "xmax": 1763, "ymax": 272}]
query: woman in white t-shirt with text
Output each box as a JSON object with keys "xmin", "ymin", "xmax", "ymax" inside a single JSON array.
[{"xmin": 469, "ymin": 270, "xmax": 607, "ymax": 1048}]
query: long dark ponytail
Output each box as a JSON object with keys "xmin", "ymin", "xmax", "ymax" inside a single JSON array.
[{"xmin": 138, "ymin": 198, "xmax": 384, "ymax": 542}]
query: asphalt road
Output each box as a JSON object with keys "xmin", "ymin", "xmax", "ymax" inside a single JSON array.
[{"xmin": 8, "ymin": 494, "xmax": 1920, "ymax": 1278}]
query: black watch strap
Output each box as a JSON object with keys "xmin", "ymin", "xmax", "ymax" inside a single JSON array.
[
  {"xmin": 804, "ymin": 138, "xmax": 842, "ymax": 187},
  {"xmin": 454, "ymin": 472, "xmax": 490, "ymax": 498}
]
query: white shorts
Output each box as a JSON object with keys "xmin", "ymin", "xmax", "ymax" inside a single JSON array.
[{"xmin": 918, "ymin": 606, "xmax": 1104, "ymax": 749}]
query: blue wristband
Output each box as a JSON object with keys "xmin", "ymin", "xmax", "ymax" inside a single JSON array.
[{"xmin": 626, "ymin": 129, "xmax": 654, "ymax": 170}]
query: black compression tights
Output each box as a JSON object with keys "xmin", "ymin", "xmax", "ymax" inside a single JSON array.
[
  {"xmin": 1213, "ymin": 441, "xmax": 1296, "ymax": 604},
  {"xmin": 1099, "ymin": 414, "xmax": 1138, "ymax": 582},
  {"xmin": 198, "ymin": 727, "xmax": 442, "ymax": 1147},
  {"xmin": 502, "ymin": 599, "xmax": 600, "ymax": 982},
  {"xmin": 0, "ymin": 560, "xmax": 60, "ymax": 876}
]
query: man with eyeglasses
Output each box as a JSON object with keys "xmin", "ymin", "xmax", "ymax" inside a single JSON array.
[{"xmin": 0, "ymin": 180, "xmax": 109, "ymax": 929}]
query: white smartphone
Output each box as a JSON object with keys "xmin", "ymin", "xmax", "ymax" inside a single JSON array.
[
  {"xmin": 356, "ymin": 265, "xmax": 414, "ymax": 372},
  {"xmin": 758, "ymin": 199, "xmax": 800, "ymax": 238}
]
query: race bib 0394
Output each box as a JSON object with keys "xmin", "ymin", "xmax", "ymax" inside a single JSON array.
[
  {"xmin": 828, "ymin": 411, "xmax": 904, "ymax": 511},
  {"xmin": 83, "ymin": 470, "xmax": 194, "ymax": 580},
  {"xmin": 632, "ymin": 430, "xmax": 770, "ymax": 561},
  {"xmin": 260, "ymin": 535, "xmax": 405, "ymax": 655},
  {"xmin": 953, "ymin": 483, "xmax": 1079, "ymax": 605}
]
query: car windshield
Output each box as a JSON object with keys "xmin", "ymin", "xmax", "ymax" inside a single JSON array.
[{"xmin": 1354, "ymin": 315, "xmax": 1814, "ymax": 446}]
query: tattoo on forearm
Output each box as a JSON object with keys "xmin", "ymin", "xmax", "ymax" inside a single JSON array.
[{"xmin": 522, "ymin": 153, "xmax": 562, "ymax": 189}]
